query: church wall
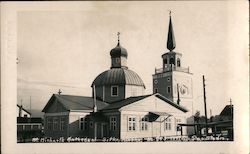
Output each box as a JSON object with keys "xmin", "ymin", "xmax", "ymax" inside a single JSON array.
[
  {"xmin": 125, "ymin": 85, "xmax": 145, "ymax": 98},
  {"xmin": 44, "ymin": 111, "xmax": 90, "ymax": 139},
  {"xmin": 102, "ymin": 111, "xmax": 120, "ymax": 138},
  {"xmin": 120, "ymin": 110, "xmax": 187, "ymax": 139},
  {"xmin": 172, "ymin": 71, "xmax": 193, "ymax": 115},
  {"xmin": 152, "ymin": 72, "xmax": 173, "ymax": 100},
  {"xmin": 44, "ymin": 114, "xmax": 69, "ymax": 139},
  {"xmin": 105, "ymin": 86, "xmax": 125, "ymax": 103},
  {"xmin": 95, "ymin": 85, "xmax": 125, "ymax": 103},
  {"xmin": 68, "ymin": 112, "xmax": 90, "ymax": 137}
]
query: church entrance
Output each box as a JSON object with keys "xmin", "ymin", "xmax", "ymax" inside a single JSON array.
[{"xmin": 101, "ymin": 123, "xmax": 108, "ymax": 138}]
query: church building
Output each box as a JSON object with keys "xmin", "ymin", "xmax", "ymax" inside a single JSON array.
[{"xmin": 42, "ymin": 13, "xmax": 193, "ymax": 140}]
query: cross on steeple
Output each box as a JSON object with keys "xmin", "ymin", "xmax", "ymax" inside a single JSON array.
[
  {"xmin": 58, "ymin": 89, "xmax": 62, "ymax": 95},
  {"xmin": 117, "ymin": 32, "xmax": 120, "ymax": 44}
]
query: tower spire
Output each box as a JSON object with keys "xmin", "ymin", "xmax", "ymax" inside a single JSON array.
[
  {"xmin": 167, "ymin": 11, "xmax": 176, "ymax": 51},
  {"xmin": 117, "ymin": 32, "xmax": 120, "ymax": 45}
]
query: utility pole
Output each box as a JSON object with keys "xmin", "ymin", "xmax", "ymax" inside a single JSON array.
[
  {"xmin": 203, "ymin": 75, "xmax": 208, "ymax": 136},
  {"xmin": 177, "ymin": 84, "xmax": 180, "ymax": 105}
]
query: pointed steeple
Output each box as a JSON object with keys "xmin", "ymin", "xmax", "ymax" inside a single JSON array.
[{"xmin": 167, "ymin": 11, "xmax": 176, "ymax": 51}]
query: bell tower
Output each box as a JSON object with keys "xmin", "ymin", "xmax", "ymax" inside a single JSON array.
[{"xmin": 152, "ymin": 12, "xmax": 193, "ymax": 114}]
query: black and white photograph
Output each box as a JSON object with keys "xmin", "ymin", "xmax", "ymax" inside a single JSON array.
[{"xmin": 1, "ymin": 1, "xmax": 249, "ymax": 154}]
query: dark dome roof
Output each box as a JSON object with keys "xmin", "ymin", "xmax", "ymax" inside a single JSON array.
[
  {"xmin": 92, "ymin": 68, "xmax": 145, "ymax": 88},
  {"xmin": 110, "ymin": 43, "xmax": 128, "ymax": 58}
]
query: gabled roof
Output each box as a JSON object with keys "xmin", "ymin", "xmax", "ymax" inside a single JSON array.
[
  {"xmin": 42, "ymin": 94, "xmax": 109, "ymax": 112},
  {"xmin": 101, "ymin": 94, "xmax": 153, "ymax": 111},
  {"xmin": 155, "ymin": 94, "xmax": 188, "ymax": 112},
  {"xmin": 220, "ymin": 105, "xmax": 233, "ymax": 116},
  {"xmin": 17, "ymin": 104, "xmax": 31, "ymax": 115},
  {"xmin": 101, "ymin": 93, "xmax": 188, "ymax": 113}
]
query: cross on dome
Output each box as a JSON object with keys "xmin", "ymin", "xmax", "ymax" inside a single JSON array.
[{"xmin": 58, "ymin": 89, "xmax": 62, "ymax": 95}]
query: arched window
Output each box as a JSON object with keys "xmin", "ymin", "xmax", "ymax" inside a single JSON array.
[
  {"xmin": 170, "ymin": 58, "xmax": 175, "ymax": 65},
  {"xmin": 164, "ymin": 59, "xmax": 168, "ymax": 65},
  {"xmin": 177, "ymin": 58, "xmax": 181, "ymax": 67}
]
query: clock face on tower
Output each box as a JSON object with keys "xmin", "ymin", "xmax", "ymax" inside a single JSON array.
[
  {"xmin": 174, "ymin": 75, "xmax": 192, "ymax": 98},
  {"xmin": 179, "ymin": 84, "xmax": 188, "ymax": 95}
]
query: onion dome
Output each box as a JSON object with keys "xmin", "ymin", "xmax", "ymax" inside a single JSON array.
[
  {"xmin": 91, "ymin": 68, "xmax": 145, "ymax": 88},
  {"xmin": 110, "ymin": 42, "xmax": 128, "ymax": 58},
  {"xmin": 110, "ymin": 32, "xmax": 128, "ymax": 58}
]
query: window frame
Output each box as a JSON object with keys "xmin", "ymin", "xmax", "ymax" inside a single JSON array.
[
  {"xmin": 167, "ymin": 86, "xmax": 171, "ymax": 93},
  {"xmin": 79, "ymin": 116, "xmax": 85, "ymax": 131},
  {"xmin": 175, "ymin": 118, "xmax": 182, "ymax": 131},
  {"xmin": 60, "ymin": 117, "xmax": 66, "ymax": 131},
  {"xmin": 111, "ymin": 86, "xmax": 119, "ymax": 97},
  {"xmin": 165, "ymin": 117, "xmax": 172, "ymax": 131},
  {"xmin": 140, "ymin": 116, "xmax": 148, "ymax": 131},
  {"xmin": 110, "ymin": 116, "xmax": 117, "ymax": 131},
  {"xmin": 128, "ymin": 116, "xmax": 136, "ymax": 131},
  {"xmin": 177, "ymin": 58, "xmax": 181, "ymax": 67},
  {"xmin": 47, "ymin": 117, "xmax": 53, "ymax": 130},
  {"xmin": 53, "ymin": 117, "xmax": 59, "ymax": 131}
]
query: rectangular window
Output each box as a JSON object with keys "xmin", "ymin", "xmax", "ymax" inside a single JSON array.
[
  {"xmin": 165, "ymin": 118, "xmax": 172, "ymax": 131},
  {"xmin": 128, "ymin": 117, "xmax": 136, "ymax": 131},
  {"xmin": 47, "ymin": 117, "xmax": 53, "ymax": 130},
  {"xmin": 167, "ymin": 86, "xmax": 171, "ymax": 93},
  {"xmin": 140, "ymin": 117, "xmax": 148, "ymax": 131},
  {"xmin": 110, "ymin": 116, "xmax": 117, "ymax": 131},
  {"xmin": 176, "ymin": 118, "xmax": 182, "ymax": 131},
  {"xmin": 60, "ymin": 117, "xmax": 65, "ymax": 131},
  {"xmin": 84, "ymin": 120, "xmax": 88, "ymax": 130},
  {"xmin": 79, "ymin": 117, "xmax": 85, "ymax": 131},
  {"xmin": 111, "ymin": 86, "xmax": 118, "ymax": 97},
  {"xmin": 53, "ymin": 117, "xmax": 59, "ymax": 130}
]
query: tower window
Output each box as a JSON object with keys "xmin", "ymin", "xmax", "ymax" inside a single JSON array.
[
  {"xmin": 164, "ymin": 59, "xmax": 168, "ymax": 65},
  {"xmin": 111, "ymin": 86, "xmax": 118, "ymax": 97},
  {"xmin": 154, "ymin": 88, "xmax": 158, "ymax": 93},
  {"xmin": 167, "ymin": 86, "xmax": 171, "ymax": 93},
  {"xmin": 177, "ymin": 58, "xmax": 181, "ymax": 67},
  {"xmin": 170, "ymin": 58, "xmax": 175, "ymax": 65},
  {"xmin": 167, "ymin": 77, "xmax": 171, "ymax": 82}
]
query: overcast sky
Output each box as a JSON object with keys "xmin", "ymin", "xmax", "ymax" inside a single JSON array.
[{"xmin": 17, "ymin": 1, "xmax": 248, "ymax": 117}]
